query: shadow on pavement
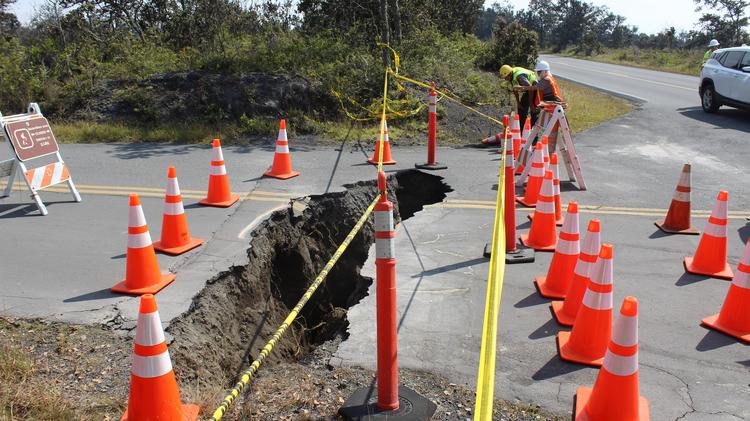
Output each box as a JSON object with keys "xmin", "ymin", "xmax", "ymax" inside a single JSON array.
[
  {"xmin": 676, "ymin": 106, "xmax": 750, "ymax": 134},
  {"xmin": 514, "ymin": 291, "xmax": 549, "ymax": 309},
  {"xmin": 648, "ymin": 228, "xmax": 671, "ymax": 239},
  {"xmin": 63, "ymin": 288, "xmax": 117, "ymax": 302},
  {"xmin": 696, "ymin": 329, "xmax": 738, "ymax": 352},
  {"xmin": 738, "ymin": 224, "xmax": 750, "ymax": 245},
  {"xmin": 411, "ymin": 257, "xmax": 487, "ymax": 278},
  {"xmin": 675, "ymin": 272, "xmax": 711, "ymax": 287},
  {"xmin": 737, "ymin": 359, "xmax": 750, "ymax": 367},
  {"xmin": 529, "ymin": 317, "xmax": 563, "ymax": 340},
  {"xmin": 110, "ymin": 253, "xmax": 126, "ymax": 259},
  {"xmin": 106, "ymin": 143, "xmax": 205, "ymax": 160},
  {"xmin": 532, "ymin": 354, "xmax": 588, "ymax": 381},
  {"xmin": 0, "ymin": 200, "xmax": 73, "ymax": 218}
]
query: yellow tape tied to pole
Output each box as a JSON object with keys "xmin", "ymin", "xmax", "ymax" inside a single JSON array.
[
  {"xmin": 473, "ymin": 134, "xmax": 508, "ymax": 420},
  {"xmin": 210, "ymin": 193, "xmax": 382, "ymax": 421}
]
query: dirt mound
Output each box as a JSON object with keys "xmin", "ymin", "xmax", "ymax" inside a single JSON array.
[{"xmin": 167, "ymin": 170, "xmax": 451, "ymax": 383}]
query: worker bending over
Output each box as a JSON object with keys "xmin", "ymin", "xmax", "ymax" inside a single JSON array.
[{"xmin": 500, "ymin": 64, "xmax": 538, "ymax": 127}]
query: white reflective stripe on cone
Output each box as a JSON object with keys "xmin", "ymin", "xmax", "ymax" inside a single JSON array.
[
  {"xmin": 166, "ymin": 179, "xmax": 180, "ymax": 196},
  {"xmin": 677, "ymin": 170, "xmax": 690, "ymax": 189},
  {"xmin": 537, "ymin": 200, "xmax": 555, "ymax": 214},
  {"xmin": 129, "ymin": 206, "xmax": 147, "ymax": 228},
  {"xmin": 602, "ymin": 350, "xmax": 638, "ymax": 376},
  {"xmin": 712, "ymin": 199, "xmax": 728, "ymax": 218},
  {"xmin": 164, "ymin": 202, "xmax": 185, "ymax": 216},
  {"xmin": 556, "ymin": 238, "xmax": 579, "ymax": 255},
  {"xmin": 211, "ymin": 146, "xmax": 224, "ymax": 161},
  {"xmin": 135, "ymin": 311, "xmax": 166, "ymax": 346},
  {"xmin": 582, "ymin": 290, "xmax": 613, "ymax": 310},
  {"xmin": 210, "ymin": 165, "xmax": 227, "ymax": 176},
  {"xmin": 132, "ymin": 352, "xmax": 173, "ymax": 378},
  {"xmin": 128, "ymin": 232, "xmax": 153, "ymax": 249},
  {"xmin": 429, "ymin": 104, "xmax": 436, "ymax": 113},
  {"xmin": 530, "ymin": 166, "xmax": 545, "ymax": 177},
  {"xmin": 672, "ymin": 191, "xmax": 690, "ymax": 202},
  {"xmin": 574, "ymin": 259, "xmax": 594, "ymax": 277},
  {"xmin": 278, "ymin": 129, "xmax": 288, "ymax": 142},
  {"xmin": 733, "ymin": 271, "xmax": 750, "ymax": 289},
  {"xmin": 611, "ymin": 314, "xmax": 638, "ymax": 347},
  {"xmin": 376, "ymin": 238, "xmax": 395, "ymax": 259},
  {"xmin": 275, "ymin": 144, "xmax": 290, "ymax": 154},
  {"xmin": 703, "ymin": 221, "xmax": 727, "ymax": 238},
  {"xmin": 374, "ymin": 211, "xmax": 394, "ymax": 232}
]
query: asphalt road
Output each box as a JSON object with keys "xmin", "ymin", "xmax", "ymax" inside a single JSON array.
[{"xmin": 1, "ymin": 56, "xmax": 749, "ymax": 420}]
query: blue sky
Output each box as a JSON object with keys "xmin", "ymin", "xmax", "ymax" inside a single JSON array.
[{"xmin": 11, "ymin": 0, "xmax": 704, "ymax": 35}]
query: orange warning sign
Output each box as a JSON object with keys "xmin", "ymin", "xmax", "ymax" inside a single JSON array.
[{"xmin": 5, "ymin": 116, "xmax": 59, "ymax": 162}]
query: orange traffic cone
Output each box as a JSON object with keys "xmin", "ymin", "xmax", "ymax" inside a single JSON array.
[
  {"xmin": 368, "ymin": 119, "xmax": 397, "ymax": 165},
  {"xmin": 517, "ymin": 143, "xmax": 545, "ymax": 207},
  {"xmin": 541, "ymin": 135, "xmax": 550, "ymax": 169},
  {"xmin": 574, "ymin": 296, "xmax": 650, "ymax": 421},
  {"xmin": 684, "ymin": 190, "xmax": 733, "ymax": 279},
  {"xmin": 515, "ymin": 138, "xmax": 528, "ymax": 175},
  {"xmin": 655, "ymin": 164, "xmax": 699, "ymax": 234},
  {"xmin": 522, "ymin": 116, "xmax": 531, "ymax": 139},
  {"xmin": 558, "ymin": 244, "xmax": 615, "ymax": 367},
  {"xmin": 154, "ymin": 167, "xmax": 204, "ymax": 255},
  {"xmin": 536, "ymin": 202, "xmax": 580, "ymax": 299},
  {"xmin": 200, "ymin": 139, "xmax": 240, "ymax": 207},
  {"xmin": 481, "ymin": 132, "xmax": 503, "ymax": 146},
  {"xmin": 552, "ymin": 219, "xmax": 602, "ymax": 326},
  {"xmin": 520, "ymin": 171, "xmax": 557, "ymax": 251},
  {"xmin": 264, "ymin": 119, "xmax": 300, "ymax": 179},
  {"xmin": 701, "ymin": 239, "xmax": 750, "ymax": 342},
  {"xmin": 121, "ymin": 294, "xmax": 199, "ymax": 421},
  {"xmin": 511, "ymin": 113, "xmax": 521, "ymax": 158},
  {"xmin": 112, "ymin": 194, "xmax": 176, "ymax": 295},
  {"xmin": 528, "ymin": 153, "xmax": 564, "ymax": 225}
]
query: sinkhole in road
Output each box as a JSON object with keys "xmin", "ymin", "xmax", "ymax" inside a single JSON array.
[{"xmin": 167, "ymin": 169, "xmax": 452, "ymax": 382}]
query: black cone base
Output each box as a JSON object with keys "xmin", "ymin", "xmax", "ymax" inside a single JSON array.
[{"xmin": 484, "ymin": 243, "xmax": 535, "ymax": 264}]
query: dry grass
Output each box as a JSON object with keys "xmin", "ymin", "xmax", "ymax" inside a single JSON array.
[
  {"xmin": 565, "ymin": 48, "xmax": 703, "ymax": 76},
  {"xmin": 559, "ymin": 78, "xmax": 632, "ymax": 134}
]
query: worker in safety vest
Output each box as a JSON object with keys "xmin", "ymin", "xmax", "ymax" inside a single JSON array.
[
  {"xmin": 500, "ymin": 64, "xmax": 538, "ymax": 127},
  {"xmin": 702, "ymin": 39, "xmax": 720, "ymax": 68},
  {"xmin": 532, "ymin": 60, "xmax": 565, "ymax": 153}
]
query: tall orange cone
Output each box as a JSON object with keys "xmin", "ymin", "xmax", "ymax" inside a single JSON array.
[
  {"xmin": 517, "ymin": 142, "xmax": 544, "ymax": 207},
  {"xmin": 200, "ymin": 139, "xmax": 240, "ymax": 207},
  {"xmin": 536, "ymin": 202, "xmax": 580, "ymax": 298},
  {"xmin": 520, "ymin": 171, "xmax": 557, "ymax": 251},
  {"xmin": 112, "ymin": 194, "xmax": 176, "ymax": 295},
  {"xmin": 511, "ymin": 113, "xmax": 521, "ymax": 158},
  {"xmin": 528, "ymin": 153, "xmax": 564, "ymax": 225},
  {"xmin": 552, "ymin": 219, "xmax": 602, "ymax": 326},
  {"xmin": 264, "ymin": 119, "xmax": 300, "ymax": 179},
  {"xmin": 121, "ymin": 294, "xmax": 199, "ymax": 421},
  {"xmin": 684, "ymin": 190, "xmax": 733, "ymax": 279},
  {"xmin": 655, "ymin": 164, "xmax": 699, "ymax": 234},
  {"xmin": 541, "ymin": 135, "xmax": 550, "ymax": 170},
  {"xmin": 701, "ymin": 239, "xmax": 750, "ymax": 342},
  {"xmin": 368, "ymin": 119, "xmax": 397, "ymax": 165},
  {"xmin": 154, "ymin": 167, "xmax": 204, "ymax": 255},
  {"xmin": 574, "ymin": 296, "xmax": 650, "ymax": 421},
  {"xmin": 558, "ymin": 244, "xmax": 615, "ymax": 367}
]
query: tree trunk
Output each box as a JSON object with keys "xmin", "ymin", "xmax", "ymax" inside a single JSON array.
[
  {"xmin": 389, "ymin": 0, "xmax": 402, "ymax": 45},
  {"xmin": 380, "ymin": 0, "xmax": 390, "ymax": 68}
]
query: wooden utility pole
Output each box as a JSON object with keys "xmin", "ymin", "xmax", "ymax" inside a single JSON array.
[{"xmin": 389, "ymin": 0, "xmax": 402, "ymax": 45}]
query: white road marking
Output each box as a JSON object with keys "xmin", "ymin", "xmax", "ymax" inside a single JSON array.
[{"xmin": 237, "ymin": 205, "xmax": 287, "ymax": 239}]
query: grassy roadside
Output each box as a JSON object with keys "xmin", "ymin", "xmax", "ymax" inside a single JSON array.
[
  {"xmin": 51, "ymin": 77, "xmax": 629, "ymax": 145},
  {"xmin": 562, "ymin": 48, "xmax": 703, "ymax": 76}
]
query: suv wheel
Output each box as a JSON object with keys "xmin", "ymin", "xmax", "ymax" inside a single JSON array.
[{"xmin": 702, "ymin": 84, "xmax": 720, "ymax": 113}]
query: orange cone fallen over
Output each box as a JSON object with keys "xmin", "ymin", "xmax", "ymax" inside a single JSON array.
[
  {"xmin": 655, "ymin": 164, "xmax": 699, "ymax": 235},
  {"xmin": 368, "ymin": 119, "xmax": 397, "ymax": 165},
  {"xmin": 558, "ymin": 244, "xmax": 615, "ymax": 367},
  {"xmin": 684, "ymin": 190, "xmax": 733, "ymax": 279},
  {"xmin": 121, "ymin": 294, "xmax": 199, "ymax": 421},
  {"xmin": 112, "ymin": 194, "xmax": 176, "ymax": 295},
  {"xmin": 552, "ymin": 219, "xmax": 602, "ymax": 326},
  {"xmin": 517, "ymin": 142, "xmax": 545, "ymax": 207},
  {"xmin": 574, "ymin": 296, "xmax": 650, "ymax": 421},
  {"xmin": 520, "ymin": 171, "xmax": 558, "ymax": 251},
  {"xmin": 200, "ymin": 139, "xmax": 240, "ymax": 207},
  {"xmin": 701, "ymin": 239, "xmax": 750, "ymax": 343},
  {"xmin": 154, "ymin": 167, "xmax": 204, "ymax": 255},
  {"xmin": 536, "ymin": 202, "xmax": 580, "ymax": 299},
  {"xmin": 264, "ymin": 119, "xmax": 300, "ymax": 179}
]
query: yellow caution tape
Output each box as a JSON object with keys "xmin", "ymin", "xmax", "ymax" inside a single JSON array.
[
  {"xmin": 473, "ymin": 134, "xmax": 507, "ymax": 420},
  {"xmin": 210, "ymin": 193, "xmax": 381, "ymax": 421}
]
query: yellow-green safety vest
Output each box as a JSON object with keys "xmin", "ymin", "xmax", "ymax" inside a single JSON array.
[{"xmin": 512, "ymin": 67, "xmax": 537, "ymax": 86}]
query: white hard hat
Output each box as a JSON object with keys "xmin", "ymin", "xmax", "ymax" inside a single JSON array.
[
  {"xmin": 708, "ymin": 39, "xmax": 720, "ymax": 47},
  {"xmin": 534, "ymin": 60, "xmax": 550, "ymax": 72}
]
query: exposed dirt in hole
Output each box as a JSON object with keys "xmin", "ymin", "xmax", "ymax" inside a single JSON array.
[{"xmin": 167, "ymin": 170, "xmax": 451, "ymax": 383}]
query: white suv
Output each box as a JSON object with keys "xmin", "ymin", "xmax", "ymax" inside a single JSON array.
[{"xmin": 699, "ymin": 46, "xmax": 750, "ymax": 113}]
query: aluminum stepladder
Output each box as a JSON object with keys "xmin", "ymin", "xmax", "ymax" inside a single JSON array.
[
  {"xmin": 515, "ymin": 103, "xmax": 587, "ymax": 190},
  {"xmin": 1, "ymin": 103, "xmax": 81, "ymax": 215}
]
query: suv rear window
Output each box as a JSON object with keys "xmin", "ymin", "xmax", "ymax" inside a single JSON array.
[{"xmin": 720, "ymin": 51, "xmax": 744, "ymax": 69}]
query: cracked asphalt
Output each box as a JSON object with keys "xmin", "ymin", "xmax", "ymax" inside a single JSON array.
[{"xmin": 2, "ymin": 56, "xmax": 749, "ymax": 419}]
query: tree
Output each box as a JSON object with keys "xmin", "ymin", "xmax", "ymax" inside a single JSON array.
[
  {"xmin": 0, "ymin": 0, "xmax": 19, "ymax": 36},
  {"xmin": 694, "ymin": 0, "xmax": 750, "ymax": 45},
  {"xmin": 482, "ymin": 19, "xmax": 538, "ymax": 71}
]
